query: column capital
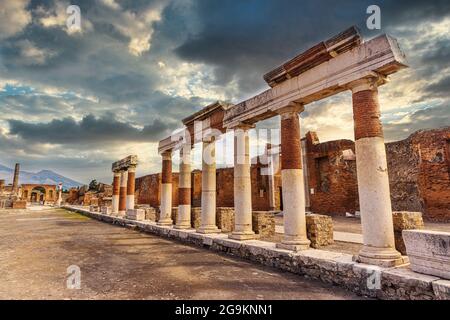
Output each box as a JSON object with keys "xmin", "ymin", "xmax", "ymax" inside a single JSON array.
[
  {"xmin": 127, "ymin": 165, "xmax": 137, "ymax": 172},
  {"xmin": 161, "ymin": 150, "xmax": 172, "ymax": 160},
  {"xmin": 232, "ymin": 122, "xmax": 255, "ymax": 131},
  {"xmin": 348, "ymin": 74, "xmax": 387, "ymax": 94},
  {"xmin": 276, "ymin": 102, "xmax": 304, "ymax": 118},
  {"xmin": 113, "ymin": 170, "xmax": 121, "ymax": 176}
]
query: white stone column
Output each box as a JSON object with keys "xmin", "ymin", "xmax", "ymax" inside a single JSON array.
[
  {"xmin": 230, "ymin": 124, "xmax": 256, "ymax": 240},
  {"xmin": 350, "ymin": 78, "xmax": 404, "ymax": 267},
  {"xmin": 276, "ymin": 103, "xmax": 310, "ymax": 251},
  {"xmin": 118, "ymin": 170, "xmax": 128, "ymax": 216},
  {"xmin": 197, "ymin": 137, "xmax": 220, "ymax": 234},
  {"xmin": 175, "ymin": 146, "xmax": 192, "ymax": 229},
  {"xmin": 158, "ymin": 151, "xmax": 173, "ymax": 226},
  {"xmin": 56, "ymin": 189, "xmax": 62, "ymax": 207},
  {"xmin": 112, "ymin": 171, "xmax": 120, "ymax": 214},
  {"xmin": 126, "ymin": 165, "xmax": 136, "ymax": 210}
]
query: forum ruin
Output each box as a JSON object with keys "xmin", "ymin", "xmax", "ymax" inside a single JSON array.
[{"xmin": 3, "ymin": 27, "xmax": 449, "ymax": 299}]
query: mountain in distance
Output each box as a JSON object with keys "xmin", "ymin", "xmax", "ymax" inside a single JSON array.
[{"xmin": 0, "ymin": 164, "xmax": 84, "ymax": 189}]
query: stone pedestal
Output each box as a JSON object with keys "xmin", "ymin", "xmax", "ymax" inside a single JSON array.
[
  {"xmin": 276, "ymin": 104, "xmax": 310, "ymax": 251},
  {"xmin": 197, "ymin": 139, "xmax": 221, "ymax": 234},
  {"xmin": 351, "ymin": 78, "xmax": 404, "ymax": 267},
  {"xmin": 127, "ymin": 209, "xmax": 145, "ymax": 221},
  {"xmin": 252, "ymin": 211, "xmax": 275, "ymax": 237},
  {"xmin": 101, "ymin": 206, "xmax": 112, "ymax": 215},
  {"xmin": 159, "ymin": 151, "xmax": 173, "ymax": 226},
  {"xmin": 217, "ymin": 207, "xmax": 235, "ymax": 233},
  {"xmin": 393, "ymin": 211, "xmax": 424, "ymax": 255},
  {"xmin": 12, "ymin": 200, "xmax": 27, "ymax": 209},
  {"xmin": 403, "ymin": 230, "xmax": 450, "ymax": 280},
  {"xmin": 89, "ymin": 205, "xmax": 99, "ymax": 212},
  {"xmin": 306, "ymin": 214, "xmax": 334, "ymax": 248},
  {"xmin": 230, "ymin": 125, "xmax": 256, "ymax": 240}
]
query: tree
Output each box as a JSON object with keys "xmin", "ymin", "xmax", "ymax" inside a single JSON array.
[{"xmin": 88, "ymin": 179, "xmax": 99, "ymax": 191}]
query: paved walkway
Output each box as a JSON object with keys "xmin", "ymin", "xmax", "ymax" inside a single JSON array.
[{"xmin": 0, "ymin": 207, "xmax": 364, "ymax": 300}]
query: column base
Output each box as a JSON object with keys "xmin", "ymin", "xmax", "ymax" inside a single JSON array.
[
  {"xmin": 354, "ymin": 245, "xmax": 408, "ymax": 267},
  {"xmin": 157, "ymin": 219, "xmax": 173, "ymax": 226},
  {"xmin": 117, "ymin": 210, "xmax": 126, "ymax": 217},
  {"xmin": 174, "ymin": 223, "xmax": 192, "ymax": 230},
  {"xmin": 229, "ymin": 231, "xmax": 258, "ymax": 241},
  {"xmin": 196, "ymin": 225, "xmax": 221, "ymax": 234},
  {"xmin": 276, "ymin": 238, "xmax": 311, "ymax": 252}
]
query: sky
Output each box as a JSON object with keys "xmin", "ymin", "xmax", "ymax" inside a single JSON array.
[{"xmin": 0, "ymin": 0, "xmax": 449, "ymax": 184}]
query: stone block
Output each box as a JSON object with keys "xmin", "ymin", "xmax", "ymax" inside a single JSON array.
[
  {"xmin": 432, "ymin": 280, "xmax": 450, "ymax": 300},
  {"xmin": 191, "ymin": 207, "xmax": 201, "ymax": 229},
  {"xmin": 101, "ymin": 206, "xmax": 111, "ymax": 215},
  {"xmin": 171, "ymin": 207, "xmax": 178, "ymax": 224},
  {"xmin": 89, "ymin": 205, "xmax": 99, "ymax": 212},
  {"xmin": 127, "ymin": 209, "xmax": 145, "ymax": 221},
  {"xmin": 306, "ymin": 214, "xmax": 334, "ymax": 248},
  {"xmin": 144, "ymin": 207, "xmax": 157, "ymax": 221},
  {"xmin": 216, "ymin": 207, "xmax": 235, "ymax": 233},
  {"xmin": 12, "ymin": 200, "xmax": 27, "ymax": 209},
  {"xmin": 393, "ymin": 211, "xmax": 424, "ymax": 255},
  {"xmin": 252, "ymin": 211, "xmax": 275, "ymax": 237},
  {"xmin": 403, "ymin": 230, "xmax": 450, "ymax": 280}
]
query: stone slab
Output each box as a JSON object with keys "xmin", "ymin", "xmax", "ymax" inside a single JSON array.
[
  {"xmin": 403, "ymin": 229, "xmax": 450, "ymax": 280},
  {"xmin": 126, "ymin": 209, "xmax": 145, "ymax": 221}
]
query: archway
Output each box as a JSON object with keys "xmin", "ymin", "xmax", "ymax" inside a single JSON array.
[{"xmin": 30, "ymin": 186, "xmax": 46, "ymax": 204}]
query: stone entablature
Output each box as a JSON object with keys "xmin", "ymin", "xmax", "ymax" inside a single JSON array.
[
  {"xmin": 112, "ymin": 155, "xmax": 138, "ymax": 173},
  {"xmin": 223, "ymin": 34, "xmax": 407, "ymax": 128}
]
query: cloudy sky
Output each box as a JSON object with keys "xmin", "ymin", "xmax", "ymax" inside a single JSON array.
[{"xmin": 0, "ymin": 0, "xmax": 449, "ymax": 184}]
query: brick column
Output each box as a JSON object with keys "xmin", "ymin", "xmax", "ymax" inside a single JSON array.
[
  {"xmin": 12, "ymin": 163, "xmax": 20, "ymax": 194},
  {"xmin": 230, "ymin": 124, "xmax": 256, "ymax": 240},
  {"xmin": 112, "ymin": 171, "xmax": 120, "ymax": 214},
  {"xmin": 197, "ymin": 136, "xmax": 220, "ymax": 234},
  {"xmin": 158, "ymin": 151, "xmax": 173, "ymax": 226},
  {"xmin": 350, "ymin": 77, "xmax": 403, "ymax": 267},
  {"xmin": 276, "ymin": 103, "xmax": 310, "ymax": 251},
  {"xmin": 175, "ymin": 146, "xmax": 192, "ymax": 229},
  {"xmin": 118, "ymin": 170, "xmax": 128, "ymax": 216},
  {"xmin": 126, "ymin": 165, "xmax": 136, "ymax": 210}
]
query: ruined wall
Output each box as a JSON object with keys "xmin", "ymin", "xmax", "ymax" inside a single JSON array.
[
  {"xmin": 305, "ymin": 132, "xmax": 359, "ymax": 216},
  {"xmin": 387, "ymin": 127, "xmax": 450, "ymax": 222},
  {"xmin": 135, "ymin": 173, "xmax": 179, "ymax": 207}
]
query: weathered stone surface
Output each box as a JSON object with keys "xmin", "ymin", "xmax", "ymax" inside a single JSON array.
[
  {"xmin": 191, "ymin": 207, "xmax": 201, "ymax": 229},
  {"xmin": 392, "ymin": 211, "xmax": 424, "ymax": 255},
  {"xmin": 127, "ymin": 209, "xmax": 145, "ymax": 221},
  {"xmin": 216, "ymin": 207, "xmax": 235, "ymax": 233},
  {"xmin": 432, "ymin": 280, "xmax": 450, "ymax": 300},
  {"xmin": 101, "ymin": 206, "xmax": 111, "ymax": 215},
  {"xmin": 12, "ymin": 200, "xmax": 26, "ymax": 209},
  {"xmin": 403, "ymin": 230, "xmax": 450, "ymax": 280},
  {"xmin": 171, "ymin": 207, "xmax": 178, "ymax": 224},
  {"xmin": 306, "ymin": 214, "xmax": 334, "ymax": 248},
  {"xmin": 63, "ymin": 205, "xmax": 449, "ymax": 300},
  {"xmin": 380, "ymin": 267, "xmax": 439, "ymax": 300},
  {"xmin": 252, "ymin": 211, "xmax": 275, "ymax": 237}
]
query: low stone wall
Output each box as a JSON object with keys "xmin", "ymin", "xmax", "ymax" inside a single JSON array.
[
  {"xmin": 252, "ymin": 211, "xmax": 275, "ymax": 237},
  {"xmin": 216, "ymin": 207, "xmax": 235, "ymax": 232},
  {"xmin": 306, "ymin": 214, "xmax": 334, "ymax": 248},
  {"xmin": 63, "ymin": 206, "xmax": 450, "ymax": 300},
  {"xmin": 393, "ymin": 211, "xmax": 424, "ymax": 255}
]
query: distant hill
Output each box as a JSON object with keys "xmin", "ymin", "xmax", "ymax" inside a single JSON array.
[{"xmin": 0, "ymin": 164, "xmax": 84, "ymax": 189}]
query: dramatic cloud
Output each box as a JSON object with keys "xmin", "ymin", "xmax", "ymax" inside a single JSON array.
[{"xmin": 0, "ymin": 0, "xmax": 449, "ymax": 182}]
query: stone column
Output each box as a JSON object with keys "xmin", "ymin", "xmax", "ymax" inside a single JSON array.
[
  {"xmin": 197, "ymin": 137, "xmax": 220, "ymax": 234},
  {"xmin": 118, "ymin": 170, "xmax": 128, "ymax": 216},
  {"xmin": 126, "ymin": 166, "xmax": 136, "ymax": 210},
  {"xmin": 276, "ymin": 103, "xmax": 311, "ymax": 251},
  {"xmin": 175, "ymin": 146, "xmax": 192, "ymax": 229},
  {"xmin": 0, "ymin": 179, "xmax": 5, "ymax": 195},
  {"xmin": 12, "ymin": 163, "xmax": 20, "ymax": 194},
  {"xmin": 350, "ymin": 78, "xmax": 403, "ymax": 267},
  {"xmin": 230, "ymin": 124, "xmax": 256, "ymax": 240},
  {"xmin": 158, "ymin": 151, "xmax": 173, "ymax": 226},
  {"xmin": 56, "ymin": 187, "xmax": 62, "ymax": 207},
  {"xmin": 112, "ymin": 171, "xmax": 120, "ymax": 214}
]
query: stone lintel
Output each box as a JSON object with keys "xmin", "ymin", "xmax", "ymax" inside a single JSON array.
[
  {"xmin": 112, "ymin": 155, "xmax": 138, "ymax": 172},
  {"xmin": 223, "ymin": 34, "xmax": 408, "ymax": 129}
]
